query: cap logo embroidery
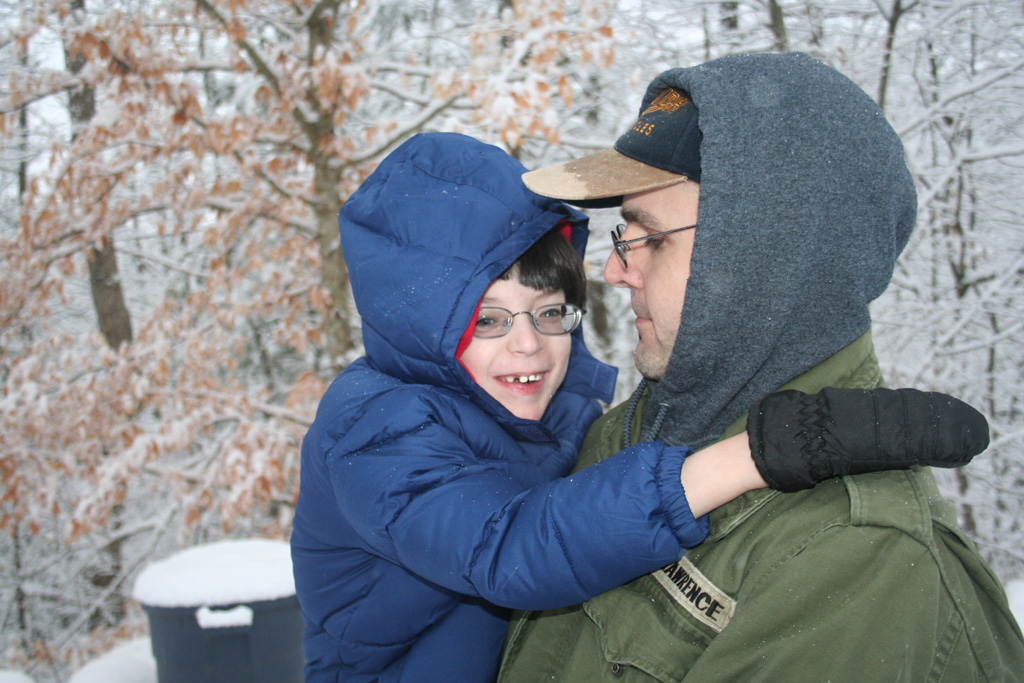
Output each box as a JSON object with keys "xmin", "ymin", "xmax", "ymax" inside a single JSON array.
[
  {"xmin": 642, "ymin": 89, "xmax": 690, "ymax": 116},
  {"xmin": 632, "ymin": 121, "xmax": 656, "ymax": 136},
  {"xmin": 653, "ymin": 556, "xmax": 736, "ymax": 633}
]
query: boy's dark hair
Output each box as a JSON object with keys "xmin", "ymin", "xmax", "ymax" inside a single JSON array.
[{"xmin": 499, "ymin": 228, "xmax": 587, "ymax": 309}]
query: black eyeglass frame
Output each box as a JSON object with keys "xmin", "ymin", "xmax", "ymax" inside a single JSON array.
[
  {"xmin": 611, "ymin": 223, "xmax": 698, "ymax": 268},
  {"xmin": 472, "ymin": 303, "xmax": 584, "ymax": 339}
]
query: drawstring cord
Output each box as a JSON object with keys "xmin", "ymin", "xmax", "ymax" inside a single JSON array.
[
  {"xmin": 644, "ymin": 402, "xmax": 669, "ymax": 443},
  {"xmin": 622, "ymin": 377, "xmax": 670, "ymax": 447},
  {"xmin": 618, "ymin": 376, "xmax": 643, "ymax": 446},
  {"xmin": 622, "ymin": 378, "xmax": 646, "ymax": 448}
]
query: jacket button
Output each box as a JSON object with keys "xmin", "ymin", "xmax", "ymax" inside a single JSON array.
[{"xmin": 610, "ymin": 662, "xmax": 625, "ymax": 677}]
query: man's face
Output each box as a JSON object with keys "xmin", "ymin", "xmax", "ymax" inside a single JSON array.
[{"xmin": 603, "ymin": 182, "xmax": 699, "ymax": 380}]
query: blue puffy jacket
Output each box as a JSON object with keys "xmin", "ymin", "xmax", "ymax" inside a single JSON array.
[{"xmin": 290, "ymin": 133, "xmax": 707, "ymax": 682}]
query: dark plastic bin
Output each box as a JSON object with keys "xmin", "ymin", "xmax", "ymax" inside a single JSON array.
[
  {"xmin": 133, "ymin": 539, "xmax": 303, "ymax": 683},
  {"xmin": 142, "ymin": 595, "xmax": 303, "ymax": 683}
]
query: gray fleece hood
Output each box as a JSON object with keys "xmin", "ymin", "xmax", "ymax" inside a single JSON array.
[{"xmin": 640, "ymin": 52, "xmax": 916, "ymax": 449}]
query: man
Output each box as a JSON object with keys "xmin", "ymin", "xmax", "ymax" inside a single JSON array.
[{"xmin": 497, "ymin": 52, "xmax": 1024, "ymax": 681}]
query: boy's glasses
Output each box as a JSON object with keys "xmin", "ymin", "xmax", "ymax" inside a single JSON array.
[
  {"xmin": 611, "ymin": 222, "xmax": 698, "ymax": 268},
  {"xmin": 473, "ymin": 304, "xmax": 583, "ymax": 338}
]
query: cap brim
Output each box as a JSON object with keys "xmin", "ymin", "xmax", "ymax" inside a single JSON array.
[{"xmin": 523, "ymin": 148, "xmax": 689, "ymax": 208}]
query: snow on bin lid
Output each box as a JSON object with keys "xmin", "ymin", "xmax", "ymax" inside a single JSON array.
[{"xmin": 132, "ymin": 539, "xmax": 295, "ymax": 608}]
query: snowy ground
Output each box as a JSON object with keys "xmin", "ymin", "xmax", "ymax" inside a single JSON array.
[
  {"xmin": 3, "ymin": 568, "xmax": 1023, "ymax": 682},
  {"xmin": 65, "ymin": 640, "xmax": 156, "ymax": 683}
]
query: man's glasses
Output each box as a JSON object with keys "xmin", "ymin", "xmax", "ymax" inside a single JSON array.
[
  {"xmin": 610, "ymin": 223, "xmax": 698, "ymax": 268},
  {"xmin": 473, "ymin": 304, "xmax": 583, "ymax": 339}
]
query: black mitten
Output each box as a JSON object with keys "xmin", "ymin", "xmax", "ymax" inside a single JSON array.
[{"xmin": 748, "ymin": 387, "xmax": 990, "ymax": 493}]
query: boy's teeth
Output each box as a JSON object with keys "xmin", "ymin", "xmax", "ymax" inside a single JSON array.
[{"xmin": 503, "ymin": 374, "xmax": 542, "ymax": 383}]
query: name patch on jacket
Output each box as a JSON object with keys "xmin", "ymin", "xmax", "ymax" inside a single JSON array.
[{"xmin": 654, "ymin": 557, "xmax": 736, "ymax": 632}]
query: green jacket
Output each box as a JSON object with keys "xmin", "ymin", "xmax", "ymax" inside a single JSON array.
[{"xmin": 499, "ymin": 334, "xmax": 1024, "ymax": 682}]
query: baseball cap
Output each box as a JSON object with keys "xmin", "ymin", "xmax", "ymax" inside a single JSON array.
[{"xmin": 523, "ymin": 88, "xmax": 701, "ymax": 208}]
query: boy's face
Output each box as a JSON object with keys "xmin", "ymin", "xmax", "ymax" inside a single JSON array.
[{"xmin": 460, "ymin": 278, "xmax": 572, "ymax": 421}]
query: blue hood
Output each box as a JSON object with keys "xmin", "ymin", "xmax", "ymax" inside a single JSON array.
[{"xmin": 339, "ymin": 132, "xmax": 616, "ymax": 411}]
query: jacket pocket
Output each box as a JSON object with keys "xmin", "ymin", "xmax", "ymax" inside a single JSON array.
[{"xmin": 580, "ymin": 568, "xmax": 721, "ymax": 683}]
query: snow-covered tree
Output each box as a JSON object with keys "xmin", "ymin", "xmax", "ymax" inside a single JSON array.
[
  {"xmin": 0, "ymin": 0, "xmax": 613, "ymax": 677},
  {"xmin": 1, "ymin": 0, "xmax": 1021, "ymax": 679}
]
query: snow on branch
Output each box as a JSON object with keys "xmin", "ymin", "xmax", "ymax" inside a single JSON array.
[{"xmin": 897, "ymin": 56, "xmax": 1024, "ymax": 138}]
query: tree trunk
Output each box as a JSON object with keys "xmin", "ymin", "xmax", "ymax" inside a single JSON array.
[
  {"xmin": 65, "ymin": 0, "xmax": 134, "ymax": 350},
  {"xmin": 586, "ymin": 279, "xmax": 614, "ymax": 354},
  {"xmin": 19, "ymin": 51, "xmax": 28, "ymax": 198},
  {"xmin": 308, "ymin": 6, "xmax": 356, "ymax": 369},
  {"xmin": 877, "ymin": 0, "xmax": 904, "ymax": 111},
  {"xmin": 87, "ymin": 238, "xmax": 133, "ymax": 349},
  {"xmin": 768, "ymin": 0, "xmax": 788, "ymax": 52},
  {"xmin": 720, "ymin": 2, "xmax": 739, "ymax": 31},
  {"xmin": 64, "ymin": 0, "xmax": 129, "ymax": 628},
  {"xmin": 315, "ymin": 166, "xmax": 355, "ymax": 368}
]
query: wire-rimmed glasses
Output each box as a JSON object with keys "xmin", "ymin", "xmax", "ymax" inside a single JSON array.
[
  {"xmin": 610, "ymin": 222, "xmax": 697, "ymax": 268},
  {"xmin": 473, "ymin": 304, "xmax": 583, "ymax": 338}
]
